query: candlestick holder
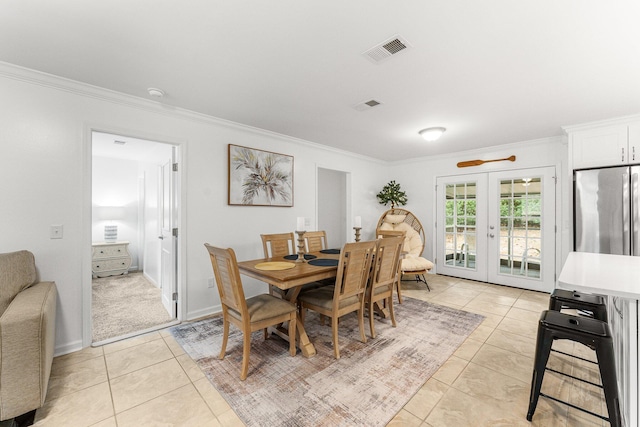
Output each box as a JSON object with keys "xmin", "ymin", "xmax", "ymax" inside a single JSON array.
[
  {"xmin": 353, "ymin": 227, "xmax": 362, "ymax": 242},
  {"xmin": 295, "ymin": 230, "xmax": 307, "ymax": 262}
]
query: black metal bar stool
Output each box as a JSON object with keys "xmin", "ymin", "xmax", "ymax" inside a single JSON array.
[
  {"xmin": 526, "ymin": 310, "xmax": 621, "ymax": 427},
  {"xmin": 549, "ymin": 288, "xmax": 608, "ymax": 322}
]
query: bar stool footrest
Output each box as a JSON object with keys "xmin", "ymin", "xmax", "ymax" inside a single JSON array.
[
  {"xmin": 550, "ymin": 348, "xmax": 597, "ymax": 364},
  {"xmin": 539, "ymin": 393, "xmax": 609, "ymax": 423},
  {"xmin": 544, "ymin": 367, "xmax": 603, "ymax": 388}
]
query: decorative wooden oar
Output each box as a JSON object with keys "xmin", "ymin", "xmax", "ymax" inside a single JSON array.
[{"xmin": 457, "ymin": 155, "xmax": 516, "ymax": 168}]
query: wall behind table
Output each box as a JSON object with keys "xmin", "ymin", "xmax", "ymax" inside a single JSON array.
[{"xmin": 0, "ymin": 64, "xmax": 388, "ymax": 355}]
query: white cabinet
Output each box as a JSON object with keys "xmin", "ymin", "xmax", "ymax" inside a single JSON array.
[
  {"xmin": 570, "ymin": 124, "xmax": 639, "ymax": 169},
  {"xmin": 92, "ymin": 241, "xmax": 132, "ymax": 278}
]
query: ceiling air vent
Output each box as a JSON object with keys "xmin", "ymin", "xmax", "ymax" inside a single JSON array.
[
  {"xmin": 353, "ymin": 99, "xmax": 383, "ymax": 112},
  {"xmin": 363, "ymin": 35, "xmax": 411, "ymax": 64}
]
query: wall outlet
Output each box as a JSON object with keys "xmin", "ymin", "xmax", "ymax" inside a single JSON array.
[{"xmin": 207, "ymin": 278, "xmax": 215, "ymax": 288}]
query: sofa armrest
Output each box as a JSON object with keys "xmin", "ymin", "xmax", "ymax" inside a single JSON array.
[{"xmin": 0, "ymin": 281, "xmax": 57, "ymax": 420}]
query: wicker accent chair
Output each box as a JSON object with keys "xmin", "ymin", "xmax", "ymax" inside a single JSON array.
[{"xmin": 376, "ymin": 208, "xmax": 434, "ymax": 299}]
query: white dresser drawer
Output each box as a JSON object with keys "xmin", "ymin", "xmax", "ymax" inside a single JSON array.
[
  {"xmin": 93, "ymin": 244, "xmax": 128, "ymax": 259},
  {"xmin": 91, "ymin": 241, "xmax": 132, "ymax": 278}
]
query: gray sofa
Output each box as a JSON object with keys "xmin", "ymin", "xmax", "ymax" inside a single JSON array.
[{"xmin": 0, "ymin": 250, "xmax": 57, "ymax": 421}]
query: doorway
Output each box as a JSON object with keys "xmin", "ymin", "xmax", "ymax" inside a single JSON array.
[
  {"xmin": 435, "ymin": 167, "xmax": 556, "ymax": 292},
  {"xmin": 317, "ymin": 167, "xmax": 348, "ymax": 247},
  {"xmin": 91, "ymin": 131, "xmax": 180, "ymax": 344}
]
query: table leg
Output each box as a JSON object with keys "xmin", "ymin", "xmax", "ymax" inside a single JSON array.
[{"xmin": 268, "ymin": 286, "xmax": 317, "ymax": 358}]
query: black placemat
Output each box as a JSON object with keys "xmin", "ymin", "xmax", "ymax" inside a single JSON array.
[
  {"xmin": 283, "ymin": 254, "xmax": 317, "ymax": 260},
  {"xmin": 319, "ymin": 249, "xmax": 341, "ymax": 254},
  {"xmin": 308, "ymin": 258, "xmax": 339, "ymax": 267}
]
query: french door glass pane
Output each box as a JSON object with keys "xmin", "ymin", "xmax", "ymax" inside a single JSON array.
[
  {"xmin": 498, "ymin": 177, "xmax": 542, "ymax": 279},
  {"xmin": 444, "ymin": 182, "xmax": 477, "ymax": 269}
]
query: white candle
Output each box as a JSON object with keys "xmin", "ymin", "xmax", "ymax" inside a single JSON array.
[
  {"xmin": 297, "ymin": 217, "xmax": 305, "ymax": 231},
  {"xmin": 354, "ymin": 216, "xmax": 362, "ymax": 228}
]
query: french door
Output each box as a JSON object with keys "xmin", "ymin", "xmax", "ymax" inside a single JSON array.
[{"xmin": 436, "ymin": 167, "xmax": 556, "ymax": 292}]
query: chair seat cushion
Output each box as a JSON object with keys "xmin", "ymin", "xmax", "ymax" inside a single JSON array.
[
  {"xmin": 298, "ymin": 288, "xmax": 359, "ymax": 310},
  {"xmin": 401, "ymin": 255, "xmax": 434, "ymax": 272},
  {"xmin": 229, "ymin": 294, "xmax": 296, "ymax": 323}
]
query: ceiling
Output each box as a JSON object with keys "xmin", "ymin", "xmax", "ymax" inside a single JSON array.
[{"xmin": 1, "ymin": 1, "xmax": 639, "ymax": 161}]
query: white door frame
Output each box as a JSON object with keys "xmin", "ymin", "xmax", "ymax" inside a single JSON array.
[
  {"xmin": 315, "ymin": 164, "xmax": 351, "ymax": 245},
  {"xmin": 83, "ymin": 125, "xmax": 186, "ymax": 348}
]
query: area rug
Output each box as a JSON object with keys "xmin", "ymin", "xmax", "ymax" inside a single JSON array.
[
  {"xmin": 170, "ymin": 298, "xmax": 484, "ymax": 427},
  {"xmin": 92, "ymin": 272, "xmax": 173, "ymax": 342}
]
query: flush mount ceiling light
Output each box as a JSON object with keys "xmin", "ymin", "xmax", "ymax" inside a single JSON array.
[
  {"xmin": 419, "ymin": 127, "xmax": 446, "ymax": 142},
  {"xmin": 147, "ymin": 87, "xmax": 165, "ymax": 98}
]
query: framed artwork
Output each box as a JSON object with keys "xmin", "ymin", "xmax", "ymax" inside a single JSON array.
[{"xmin": 228, "ymin": 144, "xmax": 294, "ymax": 206}]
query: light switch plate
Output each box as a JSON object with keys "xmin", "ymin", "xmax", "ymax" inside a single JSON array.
[{"xmin": 50, "ymin": 225, "xmax": 63, "ymax": 239}]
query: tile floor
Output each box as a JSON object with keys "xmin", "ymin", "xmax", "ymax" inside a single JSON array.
[{"xmin": 33, "ymin": 275, "xmax": 608, "ymax": 426}]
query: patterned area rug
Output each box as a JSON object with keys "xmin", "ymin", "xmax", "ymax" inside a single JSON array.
[{"xmin": 170, "ymin": 298, "xmax": 483, "ymax": 427}]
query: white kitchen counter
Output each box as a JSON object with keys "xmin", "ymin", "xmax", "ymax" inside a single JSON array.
[{"xmin": 558, "ymin": 252, "xmax": 640, "ymax": 299}]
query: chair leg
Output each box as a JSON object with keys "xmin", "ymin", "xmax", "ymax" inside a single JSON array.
[
  {"xmin": 357, "ymin": 309, "xmax": 367, "ymax": 344},
  {"xmin": 219, "ymin": 318, "xmax": 229, "ymax": 359},
  {"xmin": 332, "ymin": 316, "xmax": 340, "ymax": 359},
  {"xmin": 526, "ymin": 326, "xmax": 554, "ymax": 421},
  {"xmin": 288, "ymin": 313, "xmax": 297, "ymax": 356},
  {"xmin": 396, "ymin": 277, "xmax": 403, "ymax": 304},
  {"xmin": 240, "ymin": 330, "xmax": 251, "ymax": 381},
  {"xmin": 597, "ymin": 340, "xmax": 622, "ymax": 427},
  {"xmin": 368, "ymin": 297, "xmax": 376, "ymax": 339},
  {"xmin": 388, "ymin": 295, "xmax": 397, "ymax": 327}
]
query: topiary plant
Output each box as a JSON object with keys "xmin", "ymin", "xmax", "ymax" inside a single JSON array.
[{"xmin": 376, "ymin": 180, "xmax": 408, "ymax": 208}]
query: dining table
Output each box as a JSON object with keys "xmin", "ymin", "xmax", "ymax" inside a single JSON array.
[{"xmin": 237, "ymin": 250, "xmax": 342, "ymax": 357}]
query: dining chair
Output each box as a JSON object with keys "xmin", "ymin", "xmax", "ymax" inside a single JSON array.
[
  {"xmin": 304, "ymin": 230, "xmax": 328, "ymax": 253},
  {"xmin": 260, "ymin": 232, "xmax": 295, "ymax": 258},
  {"xmin": 368, "ymin": 236, "xmax": 404, "ymax": 338},
  {"xmin": 298, "ymin": 240, "xmax": 377, "ymax": 359},
  {"xmin": 376, "ymin": 229, "xmax": 407, "ymax": 303},
  {"xmin": 204, "ymin": 243, "xmax": 297, "ymax": 380}
]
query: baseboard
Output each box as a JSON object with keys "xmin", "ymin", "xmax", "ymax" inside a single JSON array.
[
  {"xmin": 142, "ymin": 271, "xmax": 159, "ymax": 288},
  {"xmin": 186, "ymin": 305, "xmax": 221, "ymax": 321},
  {"xmin": 54, "ymin": 339, "xmax": 83, "ymax": 357}
]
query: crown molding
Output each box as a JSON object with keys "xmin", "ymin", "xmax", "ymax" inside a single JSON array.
[
  {"xmin": 391, "ymin": 135, "xmax": 566, "ymax": 166},
  {"xmin": 0, "ymin": 61, "xmax": 384, "ymax": 164},
  {"xmin": 562, "ymin": 113, "xmax": 640, "ymax": 134}
]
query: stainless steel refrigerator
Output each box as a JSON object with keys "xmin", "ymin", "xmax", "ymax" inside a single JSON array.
[
  {"xmin": 574, "ymin": 165, "xmax": 639, "ymax": 256},
  {"xmin": 574, "ymin": 165, "xmax": 639, "ymax": 427}
]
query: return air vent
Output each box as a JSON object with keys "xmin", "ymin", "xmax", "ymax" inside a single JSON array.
[
  {"xmin": 363, "ymin": 35, "xmax": 411, "ymax": 64},
  {"xmin": 353, "ymin": 99, "xmax": 383, "ymax": 111}
]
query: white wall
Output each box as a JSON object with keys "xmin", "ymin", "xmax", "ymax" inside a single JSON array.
[
  {"xmin": 0, "ymin": 63, "xmax": 388, "ymax": 355},
  {"xmin": 92, "ymin": 156, "xmax": 141, "ymax": 268}
]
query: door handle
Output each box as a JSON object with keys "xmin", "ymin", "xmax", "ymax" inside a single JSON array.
[{"xmin": 158, "ymin": 236, "xmax": 164, "ymax": 240}]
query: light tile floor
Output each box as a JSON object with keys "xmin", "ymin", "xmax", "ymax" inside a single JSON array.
[{"xmin": 33, "ymin": 275, "xmax": 608, "ymax": 426}]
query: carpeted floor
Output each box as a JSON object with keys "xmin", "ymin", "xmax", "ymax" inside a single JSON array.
[
  {"xmin": 170, "ymin": 297, "xmax": 484, "ymax": 427},
  {"xmin": 92, "ymin": 272, "xmax": 173, "ymax": 342}
]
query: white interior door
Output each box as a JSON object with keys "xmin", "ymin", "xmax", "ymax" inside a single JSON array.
[
  {"xmin": 160, "ymin": 147, "xmax": 177, "ymax": 317},
  {"xmin": 436, "ymin": 167, "xmax": 556, "ymax": 292}
]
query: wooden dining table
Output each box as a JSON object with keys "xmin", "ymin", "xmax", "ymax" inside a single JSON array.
[{"xmin": 237, "ymin": 250, "xmax": 341, "ymax": 358}]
